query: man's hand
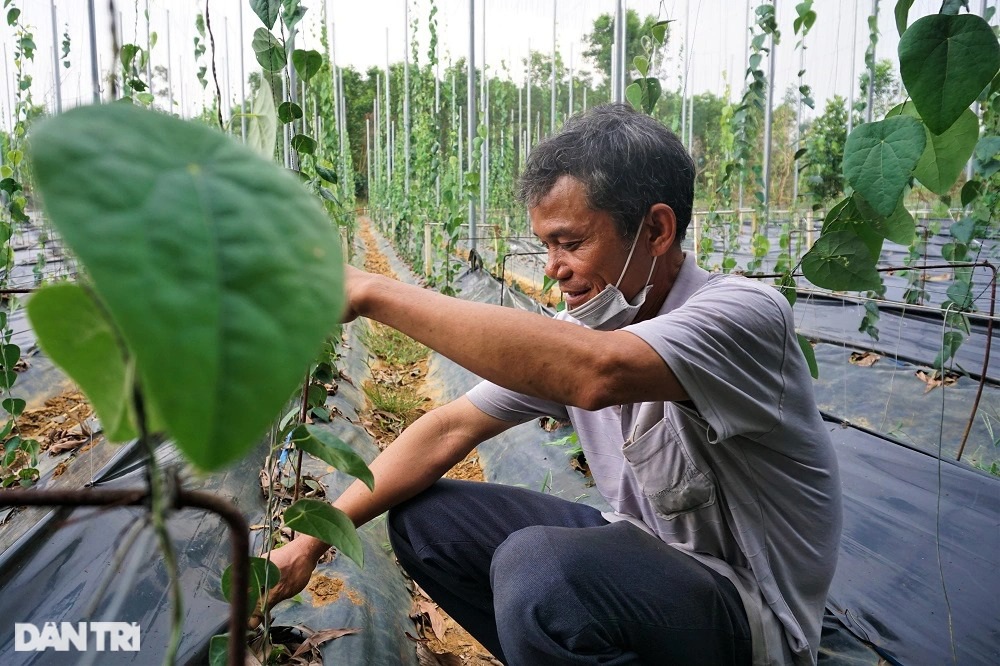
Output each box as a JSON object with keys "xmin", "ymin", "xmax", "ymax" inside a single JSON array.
[{"xmin": 258, "ymin": 536, "xmax": 329, "ymax": 619}]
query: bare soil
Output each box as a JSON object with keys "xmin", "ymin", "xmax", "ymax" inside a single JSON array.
[{"xmin": 359, "ymin": 218, "xmax": 495, "ymax": 664}]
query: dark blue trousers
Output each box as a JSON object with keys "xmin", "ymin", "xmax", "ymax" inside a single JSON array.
[{"xmin": 388, "ymin": 479, "xmax": 752, "ymax": 665}]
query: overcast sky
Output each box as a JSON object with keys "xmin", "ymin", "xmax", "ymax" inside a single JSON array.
[{"xmin": 1, "ymin": 0, "xmax": 995, "ymax": 129}]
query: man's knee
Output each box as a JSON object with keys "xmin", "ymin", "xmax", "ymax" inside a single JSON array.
[{"xmin": 490, "ymin": 526, "xmax": 588, "ymax": 631}]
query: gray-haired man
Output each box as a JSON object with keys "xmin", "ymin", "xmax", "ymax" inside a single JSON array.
[{"xmin": 269, "ymin": 104, "xmax": 842, "ymax": 666}]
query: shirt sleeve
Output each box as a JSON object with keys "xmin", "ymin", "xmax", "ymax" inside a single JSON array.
[
  {"xmin": 623, "ymin": 277, "xmax": 792, "ymax": 443},
  {"xmin": 466, "ymin": 380, "xmax": 571, "ymax": 424}
]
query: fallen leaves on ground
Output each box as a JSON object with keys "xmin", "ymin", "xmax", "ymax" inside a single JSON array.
[
  {"xmin": 849, "ymin": 351, "xmax": 882, "ymax": 368},
  {"xmin": 915, "ymin": 369, "xmax": 959, "ymax": 393}
]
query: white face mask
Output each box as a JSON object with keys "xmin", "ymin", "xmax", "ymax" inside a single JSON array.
[{"xmin": 569, "ymin": 224, "xmax": 657, "ymax": 331}]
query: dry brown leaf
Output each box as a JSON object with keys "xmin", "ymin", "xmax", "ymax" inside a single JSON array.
[
  {"xmin": 849, "ymin": 351, "xmax": 881, "ymax": 368},
  {"xmin": 416, "ymin": 599, "xmax": 448, "ymax": 641},
  {"xmin": 915, "ymin": 370, "xmax": 959, "ymax": 393},
  {"xmin": 415, "ymin": 642, "xmax": 464, "ymax": 666},
  {"xmin": 47, "ymin": 436, "xmax": 89, "ymax": 455},
  {"xmin": 290, "ymin": 627, "xmax": 361, "ymax": 659}
]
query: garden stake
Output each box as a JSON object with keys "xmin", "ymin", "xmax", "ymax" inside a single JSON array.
[
  {"xmin": 0, "ymin": 485, "xmax": 250, "ymax": 666},
  {"xmin": 956, "ymin": 261, "xmax": 996, "ymax": 461}
]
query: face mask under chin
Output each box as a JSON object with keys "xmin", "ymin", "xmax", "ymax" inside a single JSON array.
[{"xmin": 569, "ymin": 224, "xmax": 657, "ymax": 331}]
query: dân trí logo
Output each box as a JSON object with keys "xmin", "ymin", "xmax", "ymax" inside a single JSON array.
[{"xmin": 14, "ymin": 622, "xmax": 140, "ymax": 652}]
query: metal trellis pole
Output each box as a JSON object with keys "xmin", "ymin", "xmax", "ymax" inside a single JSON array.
[
  {"xmin": 88, "ymin": 0, "xmax": 100, "ymax": 103},
  {"xmin": 468, "ymin": 0, "xmax": 477, "ymax": 256},
  {"xmin": 762, "ymin": 0, "xmax": 777, "ymax": 216}
]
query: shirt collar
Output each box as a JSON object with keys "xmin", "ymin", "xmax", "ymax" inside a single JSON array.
[{"xmin": 658, "ymin": 252, "xmax": 711, "ymax": 316}]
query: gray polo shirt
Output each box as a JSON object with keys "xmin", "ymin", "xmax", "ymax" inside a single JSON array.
[{"xmin": 467, "ymin": 254, "xmax": 842, "ymax": 665}]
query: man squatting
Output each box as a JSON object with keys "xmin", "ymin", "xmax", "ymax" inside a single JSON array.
[{"xmin": 267, "ymin": 103, "xmax": 842, "ymax": 666}]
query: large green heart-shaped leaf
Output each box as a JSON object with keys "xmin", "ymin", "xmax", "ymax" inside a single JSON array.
[
  {"xmin": 821, "ymin": 197, "xmax": 884, "ymax": 260},
  {"xmin": 250, "ymin": 0, "xmax": 280, "ymax": 30},
  {"xmin": 292, "ymin": 49, "xmax": 323, "ymax": 82},
  {"xmin": 894, "ymin": 0, "xmax": 915, "ymax": 37},
  {"xmin": 899, "ymin": 14, "xmax": 1000, "ymax": 135},
  {"xmin": 246, "ymin": 74, "xmax": 278, "ymax": 159},
  {"xmin": 802, "ymin": 229, "xmax": 882, "ymax": 292},
  {"xmin": 887, "ymin": 103, "xmax": 979, "ymax": 196},
  {"xmin": 843, "ymin": 116, "xmax": 925, "ymax": 217},
  {"xmin": 29, "ymin": 104, "xmax": 344, "ymax": 471},
  {"xmin": 26, "ymin": 283, "xmax": 136, "ymax": 442},
  {"xmin": 291, "ymin": 424, "xmax": 374, "ymax": 491},
  {"xmin": 854, "ymin": 195, "xmax": 916, "ymax": 247},
  {"xmin": 284, "ymin": 499, "xmax": 363, "ymax": 567},
  {"xmin": 252, "ymin": 28, "xmax": 285, "ymax": 72}
]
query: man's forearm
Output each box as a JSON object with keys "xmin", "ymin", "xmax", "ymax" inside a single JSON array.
[
  {"xmin": 351, "ymin": 272, "xmax": 686, "ymax": 409},
  {"xmin": 293, "ymin": 397, "xmax": 509, "ymax": 561}
]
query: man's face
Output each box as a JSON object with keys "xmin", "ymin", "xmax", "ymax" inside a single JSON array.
[{"xmin": 530, "ymin": 175, "xmax": 650, "ymax": 310}]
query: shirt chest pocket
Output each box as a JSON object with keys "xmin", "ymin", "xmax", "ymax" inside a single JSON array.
[{"xmin": 621, "ymin": 410, "xmax": 717, "ymax": 520}]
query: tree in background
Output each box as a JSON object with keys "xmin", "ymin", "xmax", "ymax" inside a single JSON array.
[
  {"xmin": 855, "ymin": 58, "xmax": 902, "ymax": 121},
  {"xmin": 768, "ymin": 87, "xmax": 801, "ymax": 209},
  {"xmin": 800, "ymin": 95, "xmax": 848, "ymax": 205},
  {"xmin": 583, "ymin": 10, "xmax": 667, "ymax": 95}
]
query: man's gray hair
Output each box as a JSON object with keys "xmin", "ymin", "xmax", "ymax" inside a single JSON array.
[{"xmin": 518, "ymin": 103, "xmax": 695, "ymax": 242}]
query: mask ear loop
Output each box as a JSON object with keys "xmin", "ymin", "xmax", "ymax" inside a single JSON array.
[{"xmin": 614, "ymin": 222, "xmax": 646, "ymax": 289}]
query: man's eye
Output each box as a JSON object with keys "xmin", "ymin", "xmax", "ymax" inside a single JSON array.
[{"xmin": 561, "ymin": 241, "xmax": 581, "ymax": 251}]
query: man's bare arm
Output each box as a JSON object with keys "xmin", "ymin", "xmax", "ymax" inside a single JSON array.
[
  {"xmin": 347, "ymin": 267, "xmax": 688, "ymax": 410},
  {"xmin": 265, "ymin": 396, "xmax": 514, "ymax": 605}
]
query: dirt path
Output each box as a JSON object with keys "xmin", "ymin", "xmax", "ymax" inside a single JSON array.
[{"xmin": 358, "ymin": 219, "xmax": 497, "ymax": 665}]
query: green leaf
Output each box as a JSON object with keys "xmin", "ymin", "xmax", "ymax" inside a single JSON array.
[
  {"xmin": 822, "ymin": 197, "xmax": 882, "ymax": 259},
  {"xmin": 797, "ymin": 334, "xmax": 818, "ymax": 379},
  {"xmin": 946, "ymin": 280, "xmax": 973, "ymax": 310},
  {"xmin": 960, "ymin": 180, "xmax": 983, "ymax": 207},
  {"xmin": 120, "ymin": 44, "xmax": 140, "ymax": 69},
  {"xmin": 898, "ymin": 14, "xmax": 1000, "ymax": 135},
  {"xmin": 6, "ymin": 7, "xmax": 18, "ymax": 25},
  {"xmin": 26, "ymin": 284, "xmax": 137, "ymax": 442},
  {"xmin": 888, "ymin": 104, "xmax": 978, "ymax": 196},
  {"xmin": 2, "ymin": 398, "xmax": 25, "ymax": 417},
  {"xmin": 801, "ymin": 229, "xmax": 882, "ymax": 292},
  {"xmin": 292, "ymin": 49, "xmax": 323, "ymax": 82},
  {"xmin": 932, "ymin": 331, "xmax": 964, "ymax": 369},
  {"xmin": 0, "ymin": 177, "xmax": 21, "ymax": 195},
  {"xmin": 291, "ymin": 424, "xmax": 374, "ymax": 491},
  {"xmin": 221, "ymin": 556, "xmax": 280, "ymax": 618},
  {"xmin": 284, "ymin": 499, "xmax": 363, "ymax": 567},
  {"xmin": 633, "ymin": 56, "xmax": 649, "ymax": 77},
  {"xmin": 1, "ymin": 342, "xmax": 18, "ymax": 368},
  {"xmin": 950, "ymin": 216, "xmax": 976, "ymax": 244},
  {"xmin": 252, "ymin": 28, "xmax": 285, "ymax": 72},
  {"xmin": 651, "ymin": 21, "xmax": 669, "ymax": 45},
  {"xmin": 28, "ymin": 104, "xmax": 345, "ymax": 471},
  {"xmin": 249, "ymin": 0, "xmax": 280, "ymax": 29},
  {"xmin": 843, "ymin": 116, "xmax": 925, "ymax": 217},
  {"xmin": 894, "ymin": 0, "xmax": 915, "ymax": 37},
  {"xmin": 625, "ymin": 79, "xmax": 661, "ymax": 115},
  {"xmin": 939, "ymin": 0, "xmax": 968, "ymax": 14},
  {"xmin": 859, "ymin": 300, "xmax": 881, "ymax": 342},
  {"xmin": 315, "ymin": 165, "xmax": 338, "ymax": 184},
  {"xmin": 854, "ymin": 196, "xmax": 916, "ymax": 246},
  {"xmin": 208, "ymin": 635, "xmax": 228, "ymax": 666},
  {"xmin": 541, "ymin": 274, "xmax": 557, "ymax": 295},
  {"xmin": 291, "ymin": 134, "xmax": 316, "ymax": 155},
  {"xmin": 280, "ymin": 0, "xmax": 307, "ymax": 30},
  {"xmin": 246, "ymin": 75, "xmax": 278, "ymax": 159},
  {"xmin": 277, "ymin": 101, "xmax": 302, "ymax": 124}
]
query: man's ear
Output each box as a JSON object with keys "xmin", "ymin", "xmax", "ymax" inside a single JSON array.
[{"xmin": 646, "ymin": 203, "xmax": 677, "ymax": 257}]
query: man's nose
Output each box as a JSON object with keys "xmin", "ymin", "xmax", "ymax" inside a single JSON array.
[{"xmin": 544, "ymin": 250, "xmax": 568, "ymax": 281}]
